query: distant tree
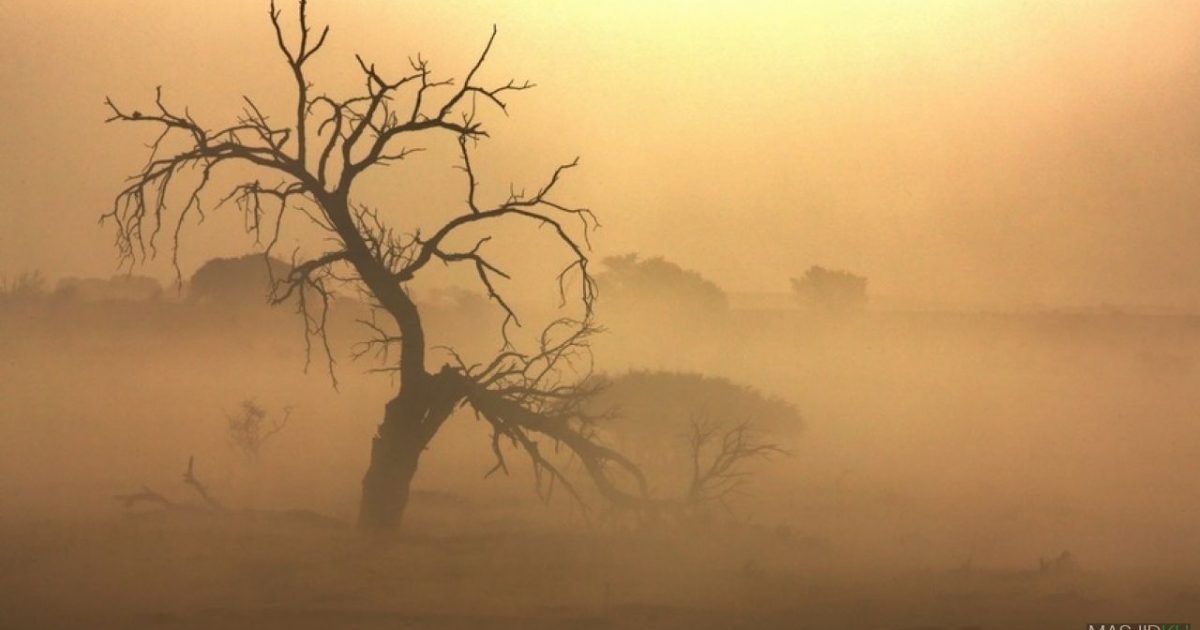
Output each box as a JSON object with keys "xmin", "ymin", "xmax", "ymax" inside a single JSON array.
[
  {"xmin": 591, "ymin": 371, "xmax": 801, "ymax": 438},
  {"xmin": 791, "ymin": 266, "xmax": 867, "ymax": 311},
  {"xmin": 188, "ymin": 255, "xmax": 289, "ymax": 306},
  {"xmin": 226, "ymin": 399, "xmax": 291, "ymax": 463},
  {"xmin": 597, "ymin": 254, "xmax": 728, "ymax": 318},
  {"xmin": 0, "ymin": 271, "xmax": 47, "ymax": 301},
  {"xmin": 587, "ymin": 371, "xmax": 795, "ymax": 515},
  {"xmin": 681, "ymin": 417, "xmax": 784, "ymax": 514}
]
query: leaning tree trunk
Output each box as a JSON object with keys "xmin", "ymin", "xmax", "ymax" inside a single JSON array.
[
  {"xmin": 358, "ymin": 368, "xmax": 467, "ymax": 531},
  {"xmin": 358, "ymin": 394, "xmax": 428, "ymax": 531}
]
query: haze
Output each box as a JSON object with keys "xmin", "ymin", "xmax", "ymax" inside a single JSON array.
[
  {"xmin": 4, "ymin": 1, "xmax": 1200, "ymax": 307},
  {"xmin": 2, "ymin": 1, "xmax": 1200, "ymax": 629}
]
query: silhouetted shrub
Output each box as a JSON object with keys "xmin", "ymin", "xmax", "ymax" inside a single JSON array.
[
  {"xmin": 586, "ymin": 370, "xmax": 796, "ymax": 511},
  {"xmin": 189, "ymin": 255, "xmax": 289, "ymax": 306},
  {"xmin": 597, "ymin": 253, "xmax": 728, "ymax": 320},
  {"xmin": 0, "ymin": 271, "xmax": 47, "ymax": 301},
  {"xmin": 591, "ymin": 370, "xmax": 801, "ymax": 437},
  {"xmin": 226, "ymin": 399, "xmax": 291, "ymax": 463},
  {"xmin": 790, "ymin": 265, "xmax": 867, "ymax": 311}
]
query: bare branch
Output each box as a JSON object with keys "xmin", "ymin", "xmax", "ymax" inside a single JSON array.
[
  {"xmin": 183, "ymin": 456, "xmax": 224, "ymax": 511},
  {"xmin": 684, "ymin": 417, "xmax": 786, "ymax": 509},
  {"xmin": 269, "ymin": 250, "xmax": 347, "ymax": 388},
  {"xmin": 102, "ymin": 89, "xmax": 309, "ymax": 282},
  {"xmin": 270, "ymin": 0, "xmax": 330, "ymax": 166},
  {"xmin": 113, "ymin": 486, "xmax": 175, "ymax": 510}
]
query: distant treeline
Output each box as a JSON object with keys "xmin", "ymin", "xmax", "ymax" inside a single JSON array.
[{"xmin": 3, "ymin": 253, "xmax": 869, "ymax": 314}]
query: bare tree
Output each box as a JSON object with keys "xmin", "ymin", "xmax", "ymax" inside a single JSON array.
[
  {"xmin": 226, "ymin": 399, "xmax": 291, "ymax": 463},
  {"xmin": 683, "ymin": 417, "xmax": 784, "ymax": 513},
  {"xmin": 104, "ymin": 0, "xmax": 652, "ymax": 532}
]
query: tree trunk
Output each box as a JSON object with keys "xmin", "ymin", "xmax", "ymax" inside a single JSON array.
[
  {"xmin": 358, "ymin": 369, "xmax": 466, "ymax": 532},
  {"xmin": 358, "ymin": 398, "xmax": 426, "ymax": 531}
]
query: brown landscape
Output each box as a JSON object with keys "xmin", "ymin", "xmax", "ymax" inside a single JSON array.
[{"xmin": 3, "ymin": 2, "xmax": 1200, "ymax": 629}]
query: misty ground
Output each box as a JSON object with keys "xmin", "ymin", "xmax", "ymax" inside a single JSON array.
[
  {"xmin": 4, "ymin": 510, "xmax": 1183, "ymax": 630},
  {"xmin": 2, "ymin": 297, "xmax": 1198, "ymax": 628}
]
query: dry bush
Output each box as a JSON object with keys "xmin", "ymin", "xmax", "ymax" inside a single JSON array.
[{"xmin": 226, "ymin": 399, "xmax": 291, "ymax": 463}]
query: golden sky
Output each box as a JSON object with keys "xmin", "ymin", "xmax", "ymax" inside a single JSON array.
[{"xmin": 3, "ymin": 1, "xmax": 1200, "ymax": 309}]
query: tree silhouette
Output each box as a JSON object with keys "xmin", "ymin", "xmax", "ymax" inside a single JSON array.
[
  {"xmin": 791, "ymin": 265, "xmax": 867, "ymax": 311},
  {"xmin": 104, "ymin": 0, "xmax": 650, "ymax": 532},
  {"xmin": 597, "ymin": 253, "xmax": 728, "ymax": 318},
  {"xmin": 591, "ymin": 371, "xmax": 800, "ymax": 439},
  {"xmin": 226, "ymin": 399, "xmax": 291, "ymax": 463},
  {"xmin": 587, "ymin": 371, "xmax": 795, "ymax": 515},
  {"xmin": 188, "ymin": 255, "xmax": 289, "ymax": 306}
]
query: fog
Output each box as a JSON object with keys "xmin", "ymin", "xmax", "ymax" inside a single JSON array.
[
  {"xmin": 2, "ymin": 1, "xmax": 1199, "ymax": 629},
  {"xmin": 6, "ymin": 1, "xmax": 1200, "ymax": 308}
]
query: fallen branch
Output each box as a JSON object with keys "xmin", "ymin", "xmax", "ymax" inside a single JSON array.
[
  {"xmin": 183, "ymin": 455, "xmax": 224, "ymax": 510},
  {"xmin": 114, "ymin": 456, "xmax": 224, "ymax": 512},
  {"xmin": 113, "ymin": 486, "xmax": 175, "ymax": 509}
]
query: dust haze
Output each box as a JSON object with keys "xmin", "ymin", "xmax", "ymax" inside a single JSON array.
[{"xmin": 2, "ymin": 1, "xmax": 1198, "ymax": 629}]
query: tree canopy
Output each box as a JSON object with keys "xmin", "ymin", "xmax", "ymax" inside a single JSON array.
[
  {"xmin": 597, "ymin": 254, "xmax": 728, "ymax": 317},
  {"xmin": 188, "ymin": 255, "xmax": 289, "ymax": 306},
  {"xmin": 791, "ymin": 265, "xmax": 867, "ymax": 311}
]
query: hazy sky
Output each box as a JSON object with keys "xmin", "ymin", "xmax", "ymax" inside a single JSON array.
[{"xmin": 3, "ymin": 1, "xmax": 1200, "ymax": 309}]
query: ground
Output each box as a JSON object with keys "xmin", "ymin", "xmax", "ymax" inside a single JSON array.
[
  {"xmin": 1, "ymin": 504, "xmax": 1194, "ymax": 629},
  {"xmin": 2, "ymin": 299, "xmax": 1199, "ymax": 628}
]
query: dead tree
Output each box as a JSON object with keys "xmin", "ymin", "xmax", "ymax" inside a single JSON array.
[
  {"xmin": 113, "ymin": 487, "xmax": 175, "ymax": 510},
  {"xmin": 683, "ymin": 417, "xmax": 784, "ymax": 515},
  {"xmin": 114, "ymin": 456, "xmax": 224, "ymax": 512},
  {"xmin": 182, "ymin": 456, "xmax": 224, "ymax": 511},
  {"xmin": 226, "ymin": 399, "xmax": 291, "ymax": 463},
  {"xmin": 104, "ymin": 0, "xmax": 653, "ymax": 532}
]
